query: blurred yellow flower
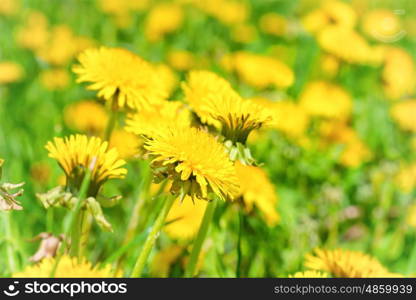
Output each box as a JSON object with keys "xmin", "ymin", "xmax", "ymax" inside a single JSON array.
[
  {"xmin": 152, "ymin": 63, "xmax": 178, "ymax": 97},
  {"xmin": 45, "ymin": 134, "xmax": 127, "ymax": 196},
  {"xmin": 225, "ymin": 51, "xmax": 294, "ymax": 89},
  {"xmin": 318, "ymin": 26, "xmax": 371, "ymax": 64},
  {"xmin": 109, "ymin": 129, "xmax": 141, "ymax": 159},
  {"xmin": 271, "ymin": 100, "xmax": 310, "ymax": 138},
  {"xmin": 40, "ymin": 68, "xmax": 70, "ymax": 91},
  {"xmin": 320, "ymin": 121, "xmax": 371, "ymax": 167},
  {"xmin": 305, "ymin": 248, "xmax": 396, "ymax": 277},
  {"xmin": 320, "ymin": 54, "xmax": 339, "ymax": 77},
  {"xmin": 235, "ymin": 162, "xmax": 279, "ymax": 226},
  {"xmin": 0, "ymin": 0, "xmax": 19, "ymax": 15},
  {"xmin": 231, "ymin": 23, "xmax": 257, "ymax": 44},
  {"xmin": 151, "ymin": 245, "xmax": 184, "ymax": 277},
  {"xmin": 145, "ymin": 3, "xmax": 184, "ymax": 42},
  {"xmin": 168, "ymin": 50, "xmax": 195, "ymax": 71},
  {"xmin": 340, "ymin": 139, "xmax": 372, "ymax": 168},
  {"xmin": 289, "ymin": 270, "xmax": 329, "ymax": 278},
  {"xmin": 0, "ymin": 62, "xmax": 23, "ymax": 84},
  {"xmin": 362, "ymin": 9, "xmax": 403, "ymax": 42},
  {"xmin": 395, "ymin": 163, "xmax": 416, "ymax": 193},
  {"xmin": 64, "ymin": 100, "xmax": 108, "ymax": 135},
  {"xmin": 73, "ymin": 47, "xmax": 166, "ymax": 110},
  {"xmin": 406, "ymin": 204, "xmax": 416, "ymax": 228},
  {"xmin": 143, "ymin": 125, "xmax": 240, "ymax": 201},
  {"xmin": 259, "ymin": 13, "xmax": 287, "ymax": 36},
  {"xmin": 37, "ymin": 25, "xmax": 77, "ymax": 66},
  {"xmin": 182, "ymin": 70, "xmax": 234, "ymax": 126},
  {"xmin": 125, "ymin": 101, "xmax": 190, "ymax": 138},
  {"xmin": 302, "ymin": 0, "xmax": 356, "ymax": 33},
  {"xmin": 165, "ymin": 197, "xmax": 208, "ymax": 239},
  {"xmin": 299, "ymin": 81, "xmax": 352, "ymax": 120},
  {"xmin": 198, "ymin": 0, "xmax": 249, "ymax": 25},
  {"xmin": 382, "ymin": 47, "xmax": 415, "ymax": 100},
  {"xmin": 391, "ymin": 100, "xmax": 416, "ymax": 132},
  {"xmin": 16, "ymin": 11, "xmax": 49, "ymax": 52},
  {"xmin": 99, "ymin": 0, "xmax": 148, "ymax": 15},
  {"xmin": 13, "ymin": 255, "xmax": 113, "ymax": 277}
]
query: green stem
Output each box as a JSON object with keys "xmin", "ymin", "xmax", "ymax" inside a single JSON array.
[
  {"xmin": 3, "ymin": 212, "xmax": 18, "ymax": 274},
  {"xmin": 79, "ymin": 212, "xmax": 92, "ymax": 258},
  {"xmin": 70, "ymin": 209, "xmax": 84, "ymax": 257},
  {"xmin": 185, "ymin": 197, "xmax": 217, "ymax": 277},
  {"xmin": 50, "ymin": 165, "xmax": 93, "ymax": 277},
  {"xmin": 104, "ymin": 108, "xmax": 117, "ymax": 142},
  {"xmin": 130, "ymin": 194, "xmax": 175, "ymax": 278},
  {"xmin": 46, "ymin": 208, "xmax": 54, "ymax": 233},
  {"xmin": 236, "ymin": 209, "xmax": 243, "ymax": 278}
]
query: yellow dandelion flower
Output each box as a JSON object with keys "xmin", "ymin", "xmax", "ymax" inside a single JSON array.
[
  {"xmin": 152, "ymin": 63, "xmax": 178, "ymax": 97},
  {"xmin": 99, "ymin": 0, "xmax": 149, "ymax": 16},
  {"xmin": 143, "ymin": 126, "xmax": 239, "ymax": 201},
  {"xmin": 0, "ymin": 0, "xmax": 19, "ymax": 15},
  {"xmin": 109, "ymin": 129, "xmax": 142, "ymax": 159},
  {"xmin": 305, "ymin": 248, "xmax": 395, "ymax": 278},
  {"xmin": 302, "ymin": 0, "xmax": 356, "ymax": 33},
  {"xmin": 145, "ymin": 3, "xmax": 184, "ymax": 42},
  {"xmin": 151, "ymin": 245, "xmax": 184, "ymax": 277},
  {"xmin": 340, "ymin": 139, "xmax": 371, "ymax": 168},
  {"xmin": 318, "ymin": 26, "xmax": 371, "ymax": 64},
  {"xmin": 269, "ymin": 100, "xmax": 310, "ymax": 138},
  {"xmin": 197, "ymin": 0, "xmax": 249, "ymax": 25},
  {"xmin": 362, "ymin": 9, "xmax": 403, "ymax": 42},
  {"xmin": 125, "ymin": 101, "xmax": 191, "ymax": 138},
  {"xmin": 39, "ymin": 68, "xmax": 70, "ymax": 91},
  {"xmin": 0, "ymin": 62, "xmax": 23, "ymax": 84},
  {"xmin": 199, "ymin": 92, "xmax": 271, "ymax": 144},
  {"xmin": 168, "ymin": 50, "xmax": 195, "ymax": 71},
  {"xmin": 395, "ymin": 163, "xmax": 416, "ymax": 193},
  {"xmin": 182, "ymin": 70, "xmax": 235, "ymax": 127},
  {"xmin": 13, "ymin": 255, "xmax": 113, "ymax": 278},
  {"xmin": 320, "ymin": 54, "xmax": 339, "ymax": 77},
  {"xmin": 259, "ymin": 13, "xmax": 287, "ymax": 36},
  {"xmin": 226, "ymin": 51, "xmax": 294, "ymax": 89},
  {"xmin": 16, "ymin": 11, "xmax": 49, "ymax": 52},
  {"xmin": 320, "ymin": 121, "xmax": 371, "ymax": 167},
  {"xmin": 73, "ymin": 47, "xmax": 166, "ymax": 110},
  {"xmin": 406, "ymin": 204, "xmax": 416, "ymax": 228},
  {"xmin": 299, "ymin": 81, "xmax": 352, "ymax": 120},
  {"xmin": 302, "ymin": 9, "xmax": 328, "ymax": 33},
  {"xmin": 98, "ymin": 0, "xmax": 149, "ymax": 28},
  {"xmin": 391, "ymin": 100, "xmax": 416, "ymax": 132},
  {"xmin": 289, "ymin": 270, "xmax": 329, "ymax": 278},
  {"xmin": 37, "ymin": 25, "xmax": 77, "ymax": 66},
  {"xmin": 45, "ymin": 134, "xmax": 127, "ymax": 197},
  {"xmin": 322, "ymin": 0, "xmax": 356, "ymax": 29},
  {"xmin": 64, "ymin": 100, "xmax": 108, "ymax": 135},
  {"xmin": 165, "ymin": 197, "xmax": 208, "ymax": 239},
  {"xmin": 235, "ymin": 162, "xmax": 279, "ymax": 226},
  {"xmin": 382, "ymin": 47, "xmax": 415, "ymax": 100}
]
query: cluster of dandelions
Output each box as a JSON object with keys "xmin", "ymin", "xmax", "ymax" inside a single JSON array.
[
  {"xmin": 10, "ymin": 44, "xmax": 279, "ymax": 278},
  {"xmin": 3, "ymin": 0, "xmax": 416, "ymax": 278},
  {"xmin": 10, "ymin": 42, "xmax": 408, "ymax": 278}
]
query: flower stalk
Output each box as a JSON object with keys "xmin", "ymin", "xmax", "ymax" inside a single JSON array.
[
  {"xmin": 50, "ymin": 159, "xmax": 94, "ymax": 277},
  {"xmin": 130, "ymin": 193, "xmax": 175, "ymax": 278},
  {"xmin": 185, "ymin": 196, "xmax": 217, "ymax": 277}
]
